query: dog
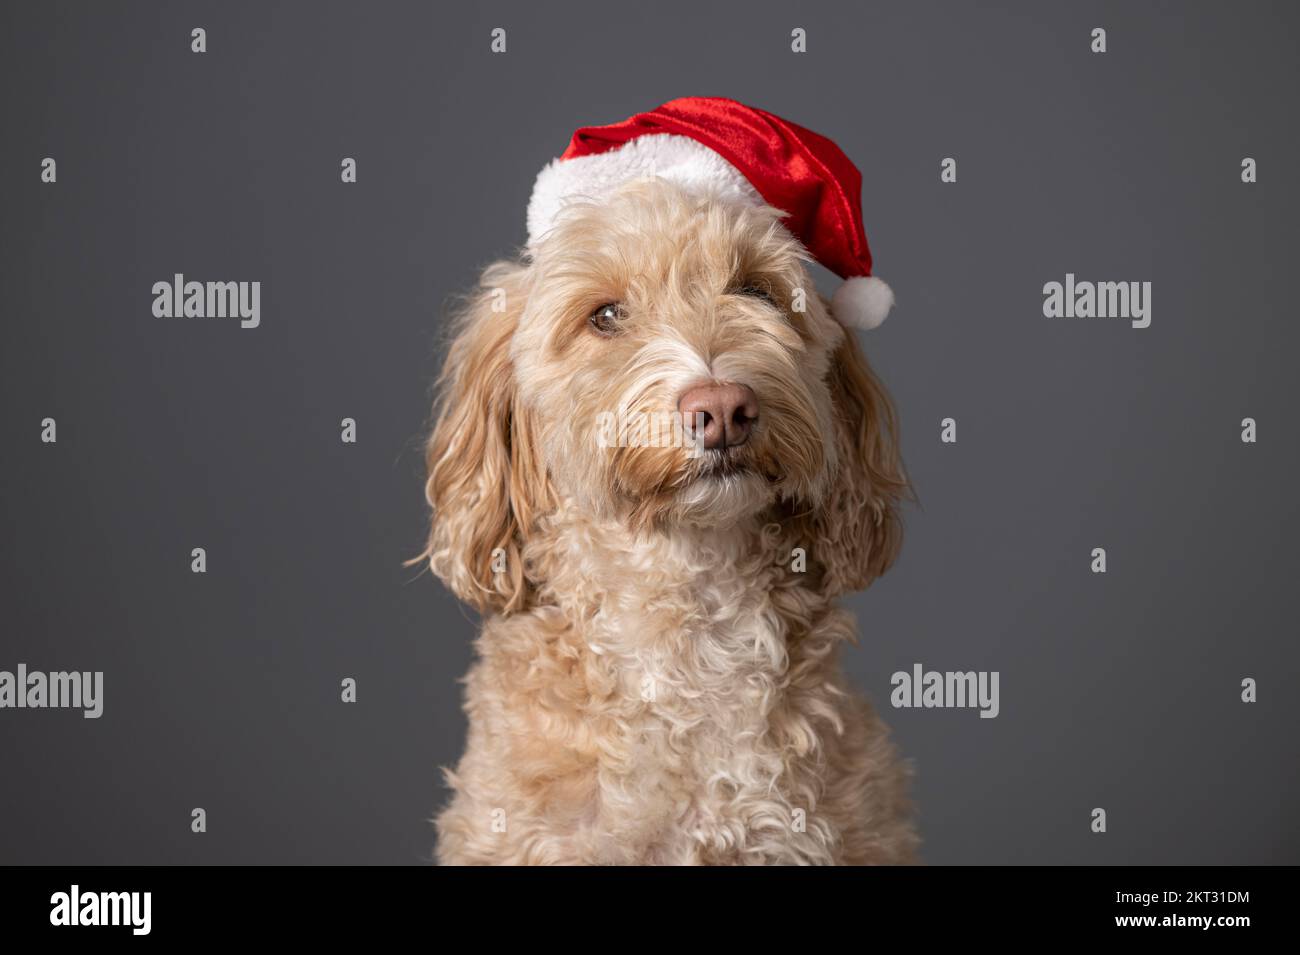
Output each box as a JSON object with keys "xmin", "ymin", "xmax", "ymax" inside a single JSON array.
[{"xmin": 417, "ymin": 99, "xmax": 917, "ymax": 865}]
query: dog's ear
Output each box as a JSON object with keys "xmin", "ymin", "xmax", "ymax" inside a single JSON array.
[
  {"xmin": 806, "ymin": 327, "xmax": 909, "ymax": 596},
  {"xmin": 419, "ymin": 261, "xmax": 552, "ymax": 614}
]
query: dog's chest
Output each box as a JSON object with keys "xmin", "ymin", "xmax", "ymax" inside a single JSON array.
[{"xmin": 586, "ymin": 572, "xmax": 808, "ymax": 862}]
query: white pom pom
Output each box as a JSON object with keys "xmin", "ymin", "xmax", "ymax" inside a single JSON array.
[{"xmin": 831, "ymin": 276, "xmax": 894, "ymax": 330}]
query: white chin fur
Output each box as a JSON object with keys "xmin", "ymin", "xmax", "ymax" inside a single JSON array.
[{"xmin": 675, "ymin": 471, "xmax": 772, "ymax": 527}]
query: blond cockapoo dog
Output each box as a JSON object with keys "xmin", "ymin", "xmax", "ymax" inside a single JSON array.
[{"xmin": 418, "ymin": 101, "xmax": 916, "ymax": 865}]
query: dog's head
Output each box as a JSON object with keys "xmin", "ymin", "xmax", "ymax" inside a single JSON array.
[{"xmin": 420, "ymin": 179, "xmax": 906, "ymax": 613}]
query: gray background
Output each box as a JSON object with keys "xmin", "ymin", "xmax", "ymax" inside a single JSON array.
[{"xmin": 1, "ymin": 0, "xmax": 1296, "ymax": 865}]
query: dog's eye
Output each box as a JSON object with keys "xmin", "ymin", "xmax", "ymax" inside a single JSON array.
[
  {"xmin": 588, "ymin": 303, "xmax": 624, "ymax": 336},
  {"xmin": 736, "ymin": 285, "xmax": 777, "ymax": 305}
]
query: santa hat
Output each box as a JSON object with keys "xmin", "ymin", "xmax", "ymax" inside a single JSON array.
[{"xmin": 526, "ymin": 97, "xmax": 893, "ymax": 331}]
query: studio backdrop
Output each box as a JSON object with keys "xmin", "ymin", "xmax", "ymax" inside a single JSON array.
[{"xmin": 1, "ymin": 0, "xmax": 1296, "ymax": 864}]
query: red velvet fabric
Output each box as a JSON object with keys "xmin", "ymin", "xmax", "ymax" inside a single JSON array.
[{"xmin": 560, "ymin": 97, "xmax": 873, "ymax": 280}]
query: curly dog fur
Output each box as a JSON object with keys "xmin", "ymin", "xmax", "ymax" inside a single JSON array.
[{"xmin": 418, "ymin": 179, "xmax": 917, "ymax": 864}]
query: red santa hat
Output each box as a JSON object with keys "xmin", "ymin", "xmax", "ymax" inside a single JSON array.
[{"xmin": 526, "ymin": 96, "xmax": 894, "ymax": 330}]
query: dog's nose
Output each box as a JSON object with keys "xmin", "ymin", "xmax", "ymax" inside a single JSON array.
[{"xmin": 678, "ymin": 382, "xmax": 759, "ymax": 449}]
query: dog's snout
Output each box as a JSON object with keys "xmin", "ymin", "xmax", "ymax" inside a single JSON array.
[{"xmin": 678, "ymin": 382, "xmax": 760, "ymax": 449}]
